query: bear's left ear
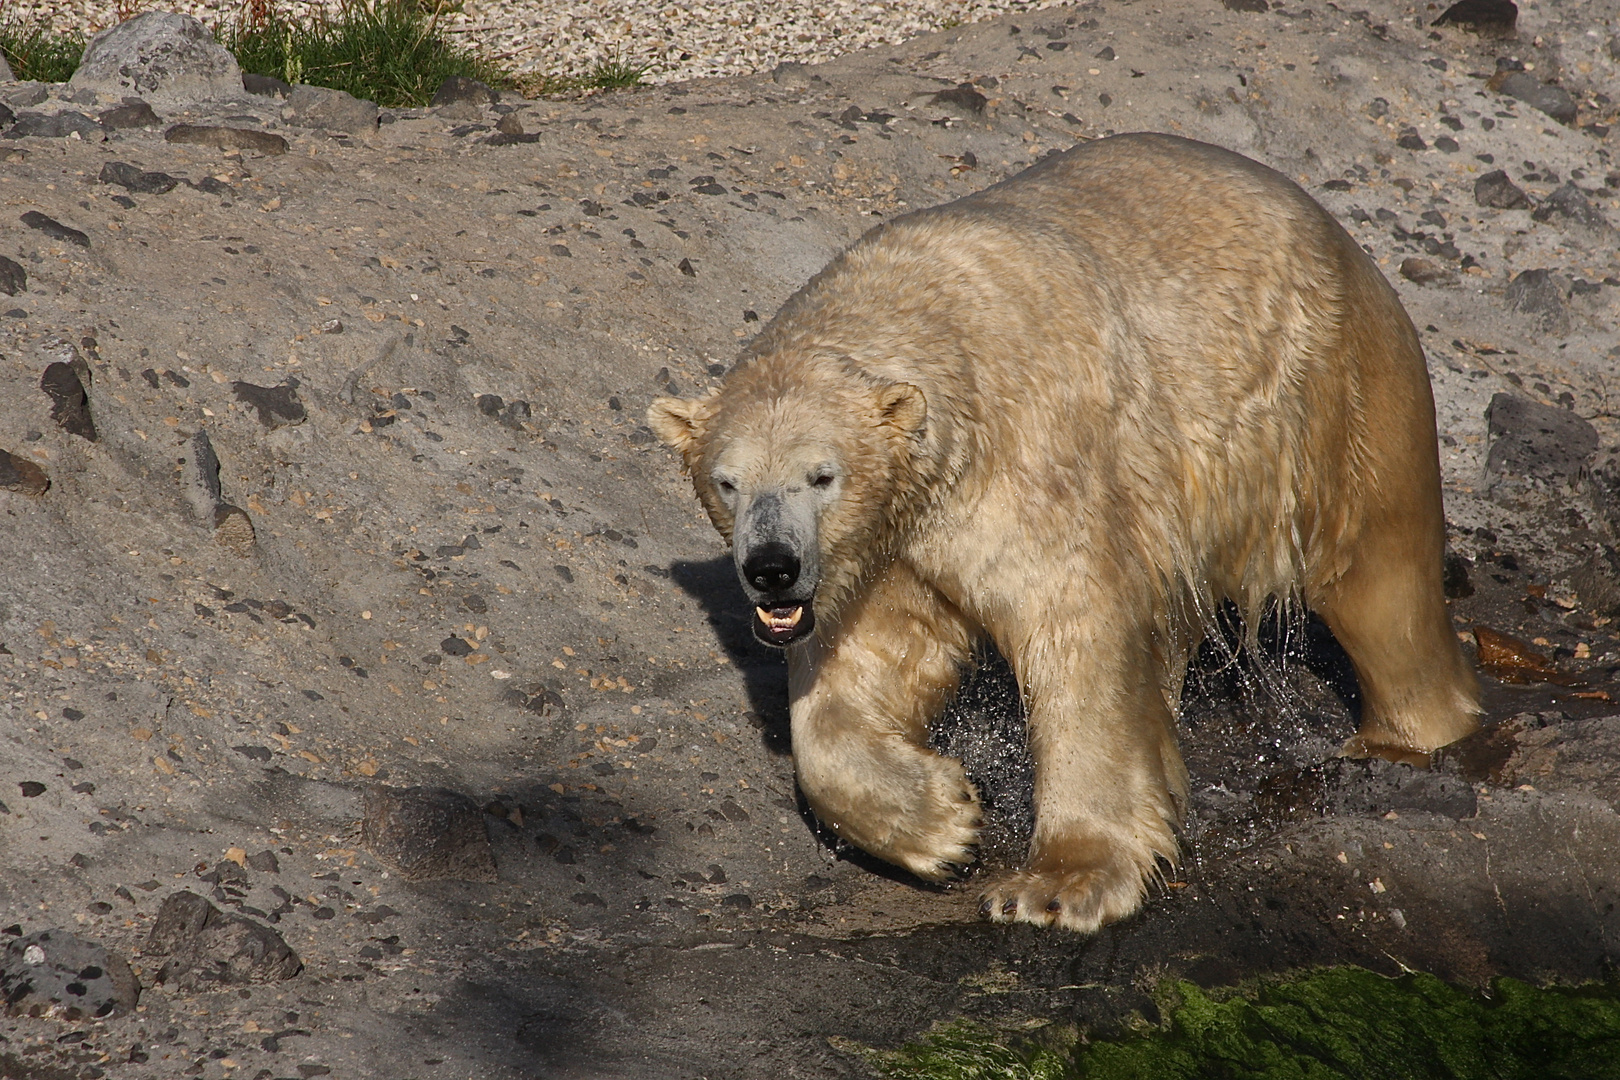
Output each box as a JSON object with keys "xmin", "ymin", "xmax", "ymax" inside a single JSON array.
[
  {"xmin": 875, "ymin": 381, "xmax": 927, "ymax": 436},
  {"xmin": 646, "ymin": 394, "xmax": 714, "ymax": 463}
]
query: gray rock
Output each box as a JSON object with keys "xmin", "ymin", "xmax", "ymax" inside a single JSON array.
[
  {"xmin": 1473, "ymin": 168, "xmax": 1530, "ymax": 209},
  {"xmin": 3, "ymin": 111, "xmax": 103, "ymax": 139},
  {"xmin": 69, "ymin": 12, "xmax": 244, "ymax": 105},
  {"xmin": 1431, "ymin": 0, "xmax": 1517, "ymax": 33},
  {"xmin": 360, "ymin": 785, "xmax": 498, "ymax": 882},
  {"xmin": 40, "ymin": 359, "xmax": 97, "ymax": 441},
  {"xmin": 3, "ymin": 82, "xmax": 48, "ymax": 108},
  {"xmin": 99, "ymin": 100, "xmax": 161, "ymax": 129},
  {"xmin": 0, "ymin": 929, "xmax": 139, "ymax": 1019},
  {"xmin": 1484, "ymin": 391, "xmax": 1598, "ymax": 495},
  {"xmin": 185, "ymin": 428, "xmax": 223, "ymax": 522},
  {"xmin": 1504, "ymin": 267, "xmax": 1571, "ymax": 332},
  {"xmin": 1399, "ymin": 256, "xmax": 1452, "ymax": 285},
  {"xmin": 1568, "ymin": 547, "xmax": 1620, "ymax": 617},
  {"xmin": 100, "ymin": 160, "xmax": 181, "ymax": 195},
  {"xmin": 1531, "ymin": 183, "xmax": 1612, "ymax": 233},
  {"xmin": 243, "ymin": 72, "xmax": 292, "ymax": 98},
  {"xmin": 770, "ymin": 61, "xmax": 810, "ymax": 88},
  {"xmin": 0, "ymin": 446, "xmax": 49, "ymax": 496},
  {"xmin": 0, "ymin": 51, "xmax": 12, "ymax": 83},
  {"xmin": 0, "ymin": 254, "xmax": 24, "ymax": 295},
  {"xmin": 165, "ymin": 123, "xmax": 288, "ymax": 155},
  {"xmin": 1494, "ymin": 71, "xmax": 1577, "ymax": 125},
  {"xmin": 431, "ymin": 75, "xmax": 496, "ymax": 121},
  {"xmin": 282, "ymin": 84, "xmax": 379, "ymax": 134},
  {"xmin": 22, "ymin": 210, "xmax": 90, "ymax": 248},
  {"xmin": 144, "ymin": 890, "xmax": 301, "ymax": 987},
  {"xmin": 232, "ymin": 379, "xmax": 307, "ymax": 427}
]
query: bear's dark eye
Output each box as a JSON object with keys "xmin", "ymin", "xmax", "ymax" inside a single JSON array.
[
  {"xmin": 716, "ymin": 479, "xmax": 736, "ymax": 494},
  {"xmin": 811, "ymin": 473, "xmax": 835, "ymax": 489}
]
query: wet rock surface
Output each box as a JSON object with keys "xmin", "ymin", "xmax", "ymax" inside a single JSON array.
[{"xmin": 0, "ymin": 0, "xmax": 1618, "ymax": 1076}]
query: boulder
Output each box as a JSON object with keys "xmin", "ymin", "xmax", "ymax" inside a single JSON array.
[
  {"xmin": 282, "ymin": 84, "xmax": 379, "ymax": 134},
  {"xmin": 69, "ymin": 12, "xmax": 243, "ymax": 105}
]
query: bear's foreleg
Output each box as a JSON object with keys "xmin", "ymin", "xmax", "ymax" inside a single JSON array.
[
  {"xmin": 980, "ymin": 631, "xmax": 1187, "ymax": 933},
  {"xmin": 788, "ymin": 562, "xmax": 983, "ymax": 879}
]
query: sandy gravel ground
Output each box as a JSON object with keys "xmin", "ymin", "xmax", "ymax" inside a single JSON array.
[{"xmin": 7, "ymin": 0, "xmax": 1069, "ymax": 82}]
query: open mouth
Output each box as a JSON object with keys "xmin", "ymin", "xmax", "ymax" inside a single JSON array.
[{"xmin": 753, "ymin": 604, "xmax": 815, "ymax": 646}]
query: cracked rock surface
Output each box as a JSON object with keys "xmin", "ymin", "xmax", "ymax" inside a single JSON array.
[{"xmin": 2, "ymin": 1, "xmax": 1620, "ymax": 1077}]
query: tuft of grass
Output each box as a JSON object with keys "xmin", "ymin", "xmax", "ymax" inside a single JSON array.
[
  {"xmin": 219, "ymin": 0, "xmax": 508, "ymax": 109},
  {"xmin": 583, "ymin": 52, "xmax": 649, "ymax": 91},
  {"xmin": 871, "ymin": 968, "xmax": 1620, "ymax": 1080},
  {"xmin": 0, "ymin": 15, "xmax": 85, "ymax": 82}
]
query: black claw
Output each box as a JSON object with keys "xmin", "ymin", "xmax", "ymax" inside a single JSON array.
[
  {"xmin": 978, "ymin": 899, "xmax": 993, "ymax": 917},
  {"xmin": 1045, "ymin": 898, "xmax": 1063, "ymax": 914},
  {"xmin": 1001, "ymin": 898, "xmax": 1018, "ymax": 916}
]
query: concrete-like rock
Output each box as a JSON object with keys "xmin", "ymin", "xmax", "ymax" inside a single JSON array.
[
  {"xmin": 99, "ymin": 100, "xmax": 161, "ymax": 130},
  {"xmin": 360, "ymin": 785, "xmax": 497, "ymax": 882},
  {"xmin": 282, "ymin": 84, "xmax": 379, "ymax": 134},
  {"xmin": 144, "ymin": 891, "xmax": 301, "ymax": 987},
  {"xmin": 0, "ymin": 929, "xmax": 139, "ymax": 1019},
  {"xmin": 69, "ymin": 12, "xmax": 244, "ymax": 105},
  {"xmin": 1484, "ymin": 391, "xmax": 1598, "ymax": 495}
]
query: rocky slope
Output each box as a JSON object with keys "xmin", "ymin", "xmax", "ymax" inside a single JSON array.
[{"xmin": 2, "ymin": 1, "xmax": 1620, "ymax": 1078}]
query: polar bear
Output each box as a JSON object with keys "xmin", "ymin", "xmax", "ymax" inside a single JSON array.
[{"xmin": 648, "ymin": 133, "xmax": 1480, "ymax": 932}]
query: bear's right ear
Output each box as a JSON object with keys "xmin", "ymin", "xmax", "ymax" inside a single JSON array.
[{"xmin": 646, "ymin": 396, "xmax": 711, "ymax": 462}]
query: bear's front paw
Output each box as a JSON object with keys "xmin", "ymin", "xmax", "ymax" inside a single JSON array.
[
  {"xmin": 879, "ymin": 761, "xmax": 983, "ymax": 881},
  {"xmin": 977, "ymin": 854, "xmax": 1151, "ymax": 934}
]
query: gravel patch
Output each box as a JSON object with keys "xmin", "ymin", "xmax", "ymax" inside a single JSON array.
[{"xmin": 9, "ymin": 0, "xmax": 1069, "ymax": 84}]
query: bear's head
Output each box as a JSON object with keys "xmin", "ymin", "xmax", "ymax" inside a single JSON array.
[{"xmin": 647, "ymin": 358, "xmax": 928, "ymax": 647}]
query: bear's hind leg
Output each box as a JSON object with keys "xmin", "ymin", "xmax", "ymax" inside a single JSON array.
[
  {"xmin": 1312, "ymin": 516, "xmax": 1481, "ymax": 761},
  {"xmin": 789, "ymin": 562, "xmax": 982, "ymax": 880}
]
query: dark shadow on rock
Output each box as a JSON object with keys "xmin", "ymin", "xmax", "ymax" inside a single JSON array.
[{"xmin": 668, "ymin": 555, "xmax": 790, "ymax": 752}]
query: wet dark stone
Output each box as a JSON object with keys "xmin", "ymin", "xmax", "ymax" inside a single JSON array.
[
  {"xmin": 440, "ymin": 635, "xmax": 473, "ymax": 657},
  {"xmin": 1474, "ymin": 169, "xmax": 1530, "ymax": 209},
  {"xmin": 678, "ymin": 258, "xmax": 697, "ymax": 276},
  {"xmin": 719, "ymin": 799, "xmax": 751, "ymax": 822},
  {"xmin": 4, "ymin": 112, "xmax": 102, "ymax": 140},
  {"xmin": 1432, "ymin": 0, "xmax": 1517, "ymax": 33},
  {"xmin": 1531, "ymin": 183, "xmax": 1611, "ymax": 232},
  {"xmin": 19, "ymin": 781, "xmax": 45, "ymax": 797},
  {"xmin": 41, "ymin": 362, "xmax": 96, "ymax": 441},
  {"xmin": 1494, "ymin": 71, "xmax": 1576, "ymax": 125},
  {"xmin": 232, "ymin": 745, "xmax": 271, "ymax": 762},
  {"xmin": 1569, "ymin": 547, "xmax": 1620, "ymax": 616},
  {"xmin": 232, "ymin": 380, "xmax": 306, "ymax": 428},
  {"xmin": 21, "ymin": 211, "xmax": 90, "ymax": 248},
  {"xmin": 476, "ymin": 393, "xmax": 505, "ymax": 415},
  {"xmin": 1396, "ymin": 128, "xmax": 1428, "ymax": 151},
  {"xmin": 1221, "ymin": 0, "xmax": 1270, "ymax": 12},
  {"xmin": 461, "ymin": 594, "xmax": 487, "ymax": 614},
  {"xmin": 1484, "ymin": 391, "xmax": 1597, "ymax": 495},
  {"xmin": 99, "ymin": 160, "xmax": 181, "ymax": 195},
  {"xmin": 360, "ymin": 785, "xmax": 497, "ymax": 882},
  {"xmin": 99, "ymin": 101, "xmax": 161, "ymax": 129},
  {"xmin": 145, "ymin": 891, "xmax": 301, "ymax": 987},
  {"xmin": 1, "ymin": 929, "xmax": 139, "ymax": 1018},
  {"xmin": 1442, "ymin": 553, "xmax": 1475, "ymax": 598}
]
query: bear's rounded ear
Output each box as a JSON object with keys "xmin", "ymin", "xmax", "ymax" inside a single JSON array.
[
  {"xmin": 875, "ymin": 382, "xmax": 927, "ymax": 436},
  {"xmin": 646, "ymin": 396, "xmax": 711, "ymax": 461}
]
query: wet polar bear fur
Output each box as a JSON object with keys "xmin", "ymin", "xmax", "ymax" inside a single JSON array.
[{"xmin": 648, "ymin": 133, "xmax": 1480, "ymax": 933}]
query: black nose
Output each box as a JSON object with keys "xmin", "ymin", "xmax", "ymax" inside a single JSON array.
[{"xmin": 743, "ymin": 543, "xmax": 800, "ymax": 593}]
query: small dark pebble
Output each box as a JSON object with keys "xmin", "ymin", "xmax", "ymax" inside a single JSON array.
[
  {"xmin": 22, "ymin": 211, "xmax": 90, "ymax": 248},
  {"xmin": 19, "ymin": 781, "xmax": 45, "ymax": 797}
]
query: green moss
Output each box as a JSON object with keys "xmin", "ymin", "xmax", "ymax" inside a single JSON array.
[{"xmin": 875, "ymin": 968, "xmax": 1620, "ymax": 1080}]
